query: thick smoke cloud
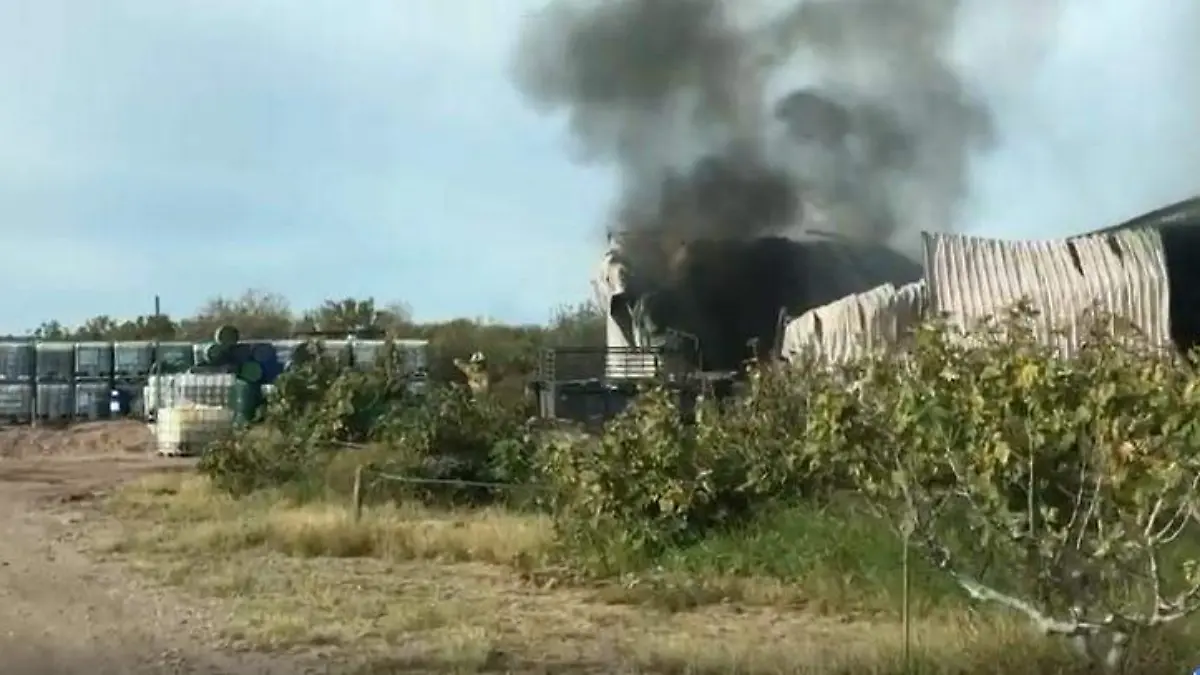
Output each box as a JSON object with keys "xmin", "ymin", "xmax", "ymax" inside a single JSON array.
[
  {"xmin": 513, "ymin": 0, "xmax": 1200, "ymax": 369},
  {"xmin": 512, "ymin": 0, "xmax": 997, "ymax": 253}
]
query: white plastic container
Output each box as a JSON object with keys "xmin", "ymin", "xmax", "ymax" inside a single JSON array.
[
  {"xmin": 155, "ymin": 403, "xmax": 233, "ymax": 456},
  {"xmin": 144, "ymin": 373, "xmax": 235, "ymax": 416}
]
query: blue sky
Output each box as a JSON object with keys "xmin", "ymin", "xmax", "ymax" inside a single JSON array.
[{"xmin": 0, "ymin": 0, "xmax": 1196, "ymax": 333}]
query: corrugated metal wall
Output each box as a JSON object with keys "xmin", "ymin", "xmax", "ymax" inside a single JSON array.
[
  {"xmin": 781, "ymin": 227, "xmax": 1171, "ymax": 365},
  {"xmin": 922, "ymin": 228, "xmax": 1171, "ymax": 353},
  {"xmin": 781, "ymin": 281, "xmax": 927, "ymax": 364}
]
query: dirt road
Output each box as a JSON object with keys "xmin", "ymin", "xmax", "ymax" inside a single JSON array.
[{"xmin": 0, "ymin": 423, "xmax": 324, "ymax": 674}]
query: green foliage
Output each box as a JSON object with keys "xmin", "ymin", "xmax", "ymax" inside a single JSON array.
[
  {"xmin": 538, "ymin": 363, "xmax": 888, "ymax": 570},
  {"xmin": 198, "ymin": 336, "xmax": 537, "ymax": 505},
  {"xmin": 535, "ymin": 302, "xmax": 1200, "ymax": 666},
  {"xmin": 182, "ymin": 286, "xmax": 1200, "ymax": 662},
  {"xmin": 197, "ymin": 427, "xmax": 324, "ymax": 497},
  {"xmin": 846, "ymin": 306, "xmax": 1200, "ymax": 656}
]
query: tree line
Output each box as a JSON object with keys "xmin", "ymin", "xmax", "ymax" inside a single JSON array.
[{"xmin": 13, "ymin": 289, "xmax": 606, "ymax": 394}]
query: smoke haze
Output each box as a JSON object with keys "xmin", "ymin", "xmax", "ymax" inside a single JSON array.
[
  {"xmin": 513, "ymin": 0, "xmax": 1200, "ymax": 248},
  {"xmin": 513, "ymin": 0, "xmax": 1001, "ymax": 254},
  {"xmin": 512, "ymin": 0, "xmax": 1200, "ymax": 367}
]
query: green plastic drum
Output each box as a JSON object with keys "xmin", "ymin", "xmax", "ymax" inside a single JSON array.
[
  {"xmin": 227, "ymin": 378, "xmax": 264, "ymax": 426},
  {"xmin": 237, "ymin": 359, "xmax": 264, "ymax": 384},
  {"xmin": 213, "ymin": 324, "xmax": 240, "ymax": 346}
]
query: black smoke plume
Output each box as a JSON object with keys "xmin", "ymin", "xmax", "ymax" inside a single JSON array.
[{"xmin": 513, "ymin": 0, "xmax": 993, "ymax": 368}]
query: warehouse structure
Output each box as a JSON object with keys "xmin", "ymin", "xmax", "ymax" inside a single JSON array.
[{"xmin": 596, "ymin": 196, "xmax": 1200, "ymax": 374}]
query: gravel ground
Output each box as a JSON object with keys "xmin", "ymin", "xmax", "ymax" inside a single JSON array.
[{"xmin": 0, "ymin": 423, "xmax": 328, "ymax": 674}]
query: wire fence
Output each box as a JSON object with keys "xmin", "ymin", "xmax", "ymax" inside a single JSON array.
[{"xmin": 348, "ymin": 464, "xmax": 550, "ymax": 521}]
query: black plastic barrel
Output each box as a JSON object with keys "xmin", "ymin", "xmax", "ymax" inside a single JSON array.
[
  {"xmin": 214, "ymin": 324, "xmax": 240, "ymax": 346},
  {"xmin": 202, "ymin": 342, "xmax": 231, "ymax": 366}
]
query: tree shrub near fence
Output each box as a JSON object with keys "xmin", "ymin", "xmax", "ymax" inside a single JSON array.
[
  {"xmin": 198, "ymin": 342, "xmax": 538, "ymax": 499},
  {"xmin": 198, "ymin": 303, "xmax": 1200, "ymax": 671}
]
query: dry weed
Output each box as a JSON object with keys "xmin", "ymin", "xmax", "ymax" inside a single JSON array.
[{"xmin": 96, "ymin": 472, "xmax": 1192, "ymax": 673}]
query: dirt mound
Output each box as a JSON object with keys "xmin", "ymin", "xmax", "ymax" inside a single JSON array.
[{"xmin": 0, "ymin": 421, "xmax": 154, "ymax": 459}]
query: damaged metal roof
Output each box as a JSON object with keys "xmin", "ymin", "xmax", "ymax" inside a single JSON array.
[
  {"xmin": 922, "ymin": 227, "xmax": 1171, "ymax": 353},
  {"xmin": 780, "ymin": 280, "xmax": 926, "ymax": 363}
]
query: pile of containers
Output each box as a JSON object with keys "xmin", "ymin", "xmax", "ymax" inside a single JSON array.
[
  {"xmin": 0, "ymin": 341, "xmax": 34, "ymax": 423},
  {"xmin": 28, "ymin": 341, "xmax": 84, "ymax": 422},
  {"xmin": 67, "ymin": 341, "xmax": 110, "ymax": 421},
  {"xmin": 154, "ymin": 325, "xmax": 246, "ymax": 456},
  {"xmin": 0, "ymin": 335, "xmax": 430, "ymax": 427}
]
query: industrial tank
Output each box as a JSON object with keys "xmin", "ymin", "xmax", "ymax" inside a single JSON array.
[
  {"xmin": 74, "ymin": 342, "xmax": 114, "ymax": 380},
  {"xmin": 74, "ymin": 381, "xmax": 111, "ymax": 420},
  {"xmin": 34, "ymin": 342, "xmax": 74, "ymax": 382},
  {"xmin": 35, "ymin": 383, "xmax": 73, "ymax": 422},
  {"xmin": 114, "ymin": 341, "xmax": 154, "ymax": 378},
  {"xmin": 0, "ymin": 382, "xmax": 34, "ymax": 422},
  {"xmin": 0, "ymin": 341, "xmax": 34, "ymax": 381},
  {"xmin": 154, "ymin": 341, "xmax": 196, "ymax": 374}
]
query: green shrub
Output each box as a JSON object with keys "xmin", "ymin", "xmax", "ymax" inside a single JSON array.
[
  {"xmin": 198, "ymin": 338, "xmax": 535, "ymax": 504},
  {"xmin": 537, "ymin": 363, "xmax": 883, "ymax": 570},
  {"xmin": 535, "ymin": 304, "xmax": 1200, "ymax": 668},
  {"xmin": 197, "ymin": 426, "xmax": 325, "ymax": 497}
]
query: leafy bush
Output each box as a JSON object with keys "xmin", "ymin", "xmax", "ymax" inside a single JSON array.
[
  {"xmin": 537, "ymin": 362, "xmax": 884, "ymax": 569},
  {"xmin": 847, "ymin": 308, "xmax": 1200, "ymax": 668},
  {"xmin": 538, "ymin": 304, "xmax": 1200, "ymax": 668},
  {"xmin": 198, "ymin": 339, "xmax": 536, "ymax": 504},
  {"xmin": 198, "ymin": 427, "xmax": 324, "ymax": 497},
  {"xmin": 194, "ymin": 301, "xmax": 1200, "ymax": 667}
]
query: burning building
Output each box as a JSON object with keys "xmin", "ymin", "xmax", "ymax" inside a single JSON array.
[
  {"xmin": 516, "ymin": 0, "xmax": 1200, "ymax": 377},
  {"xmin": 777, "ymin": 196, "xmax": 1200, "ymax": 366},
  {"xmin": 595, "ymin": 230, "xmax": 921, "ymax": 373},
  {"xmin": 516, "ymin": 0, "xmax": 995, "ymax": 375}
]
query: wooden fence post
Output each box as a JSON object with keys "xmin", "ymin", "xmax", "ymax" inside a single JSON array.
[{"xmin": 352, "ymin": 465, "xmax": 364, "ymax": 522}]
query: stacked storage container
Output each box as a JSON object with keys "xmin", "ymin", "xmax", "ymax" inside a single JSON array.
[
  {"xmin": 349, "ymin": 338, "xmax": 430, "ymax": 394},
  {"xmin": 112, "ymin": 341, "xmax": 153, "ymax": 419},
  {"xmin": 271, "ymin": 339, "xmax": 303, "ymax": 370},
  {"xmin": 142, "ymin": 341, "xmax": 197, "ymax": 420},
  {"xmin": 155, "ymin": 341, "xmax": 196, "ymax": 375},
  {"xmin": 73, "ymin": 341, "xmax": 114, "ymax": 421},
  {"xmin": 271, "ymin": 338, "xmax": 354, "ymax": 372},
  {"xmin": 146, "ymin": 372, "xmax": 236, "ymax": 412},
  {"xmin": 35, "ymin": 341, "xmax": 75, "ymax": 424},
  {"xmin": 391, "ymin": 339, "xmax": 430, "ymax": 376},
  {"xmin": 349, "ymin": 338, "xmax": 385, "ymax": 370},
  {"xmin": 153, "ymin": 325, "xmax": 243, "ymax": 456},
  {"xmin": 0, "ymin": 340, "xmax": 35, "ymax": 424}
]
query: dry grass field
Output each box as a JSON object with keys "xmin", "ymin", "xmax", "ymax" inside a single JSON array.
[{"xmin": 87, "ymin": 471, "xmax": 1193, "ymax": 674}]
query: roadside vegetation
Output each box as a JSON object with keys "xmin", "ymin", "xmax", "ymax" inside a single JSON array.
[{"xmin": 96, "ymin": 301, "xmax": 1200, "ymax": 673}]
